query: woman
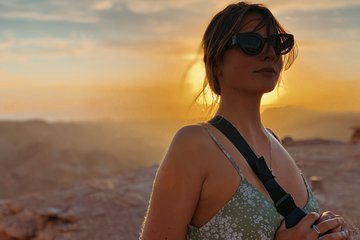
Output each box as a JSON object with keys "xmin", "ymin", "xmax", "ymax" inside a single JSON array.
[{"xmin": 140, "ymin": 2, "xmax": 351, "ymax": 240}]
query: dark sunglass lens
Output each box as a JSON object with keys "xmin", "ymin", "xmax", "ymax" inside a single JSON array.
[
  {"xmin": 238, "ymin": 35, "xmax": 263, "ymax": 55},
  {"xmin": 268, "ymin": 34, "xmax": 294, "ymax": 55},
  {"xmin": 279, "ymin": 34, "xmax": 294, "ymax": 54},
  {"xmin": 269, "ymin": 36, "xmax": 281, "ymax": 55}
]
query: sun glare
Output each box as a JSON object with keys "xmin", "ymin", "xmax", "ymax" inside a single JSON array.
[{"xmin": 186, "ymin": 60, "xmax": 215, "ymax": 105}]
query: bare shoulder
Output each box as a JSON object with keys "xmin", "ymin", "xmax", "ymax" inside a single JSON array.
[
  {"xmin": 160, "ymin": 123, "xmax": 210, "ymax": 173},
  {"xmin": 173, "ymin": 123, "xmax": 209, "ymax": 142},
  {"xmin": 170, "ymin": 123, "xmax": 210, "ymax": 150}
]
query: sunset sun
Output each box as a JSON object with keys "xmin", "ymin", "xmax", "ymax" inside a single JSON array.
[{"xmin": 185, "ymin": 60, "xmax": 215, "ymax": 105}]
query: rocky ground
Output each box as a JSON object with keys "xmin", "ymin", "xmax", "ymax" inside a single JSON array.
[
  {"xmin": 0, "ymin": 141, "xmax": 359, "ymax": 240},
  {"xmin": 287, "ymin": 141, "xmax": 360, "ymax": 237},
  {"xmin": 0, "ymin": 165, "xmax": 157, "ymax": 240}
]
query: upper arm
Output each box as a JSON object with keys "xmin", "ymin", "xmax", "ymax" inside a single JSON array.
[{"xmin": 140, "ymin": 125, "xmax": 208, "ymax": 240}]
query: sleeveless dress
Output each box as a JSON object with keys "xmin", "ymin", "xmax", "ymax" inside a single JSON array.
[{"xmin": 186, "ymin": 125, "xmax": 320, "ymax": 240}]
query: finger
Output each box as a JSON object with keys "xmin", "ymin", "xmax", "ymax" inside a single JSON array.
[
  {"xmin": 329, "ymin": 226, "xmax": 342, "ymax": 234},
  {"xmin": 342, "ymin": 227, "xmax": 353, "ymax": 240},
  {"xmin": 298, "ymin": 212, "xmax": 320, "ymax": 227},
  {"xmin": 329, "ymin": 217, "xmax": 345, "ymax": 233},
  {"xmin": 318, "ymin": 229, "xmax": 349, "ymax": 240},
  {"xmin": 277, "ymin": 220, "xmax": 286, "ymax": 231},
  {"xmin": 295, "ymin": 212, "xmax": 320, "ymax": 238},
  {"xmin": 319, "ymin": 211, "xmax": 341, "ymax": 222},
  {"xmin": 317, "ymin": 217, "xmax": 345, "ymax": 235}
]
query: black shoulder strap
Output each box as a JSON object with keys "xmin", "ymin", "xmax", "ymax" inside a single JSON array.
[{"xmin": 209, "ymin": 115, "xmax": 306, "ymax": 228}]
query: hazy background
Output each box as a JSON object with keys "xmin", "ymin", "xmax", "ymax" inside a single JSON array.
[
  {"xmin": 1, "ymin": 0, "xmax": 359, "ymax": 121},
  {"xmin": 0, "ymin": 0, "xmax": 359, "ymax": 198}
]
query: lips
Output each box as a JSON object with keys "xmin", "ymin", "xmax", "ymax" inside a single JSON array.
[{"xmin": 255, "ymin": 67, "xmax": 276, "ymax": 73}]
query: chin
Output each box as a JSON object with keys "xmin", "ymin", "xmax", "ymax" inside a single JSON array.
[
  {"xmin": 258, "ymin": 82, "xmax": 277, "ymax": 93},
  {"xmin": 266, "ymin": 84, "xmax": 277, "ymax": 92},
  {"xmin": 251, "ymin": 77, "xmax": 278, "ymax": 90}
]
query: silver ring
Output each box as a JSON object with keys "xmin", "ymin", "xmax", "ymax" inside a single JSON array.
[{"xmin": 312, "ymin": 224, "xmax": 321, "ymax": 235}]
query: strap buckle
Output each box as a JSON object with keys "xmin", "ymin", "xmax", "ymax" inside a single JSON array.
[{"xmin": 275, "ymin": 193, "xmax": 293, "ymax": 208}]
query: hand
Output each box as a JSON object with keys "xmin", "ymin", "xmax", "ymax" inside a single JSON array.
[
  {"xmin": 317, "ymin": 211, "xmax": 352, "ymax": 240},
  {"xmin": 275, "ymin": 212, "xmax": 349, "ymax": 240}
]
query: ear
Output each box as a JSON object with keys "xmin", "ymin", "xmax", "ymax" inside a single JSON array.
[
  {"xmin": 212, "ymin": 63, "xmax": 223, "ymax": 94},
  {"xmin": 215, "ymin": 61, "xmax": 223, "ymax": 81}
]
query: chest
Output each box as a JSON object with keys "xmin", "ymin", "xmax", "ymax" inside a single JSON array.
[{"xmin": 191, "ymin": 137, "xmax": 309, "ymax": 228}]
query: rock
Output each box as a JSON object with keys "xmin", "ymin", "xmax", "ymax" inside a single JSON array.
[
  {"xmin": 309, "ymin": 176, "xmax": 324, "ymax": 192},
  {"xmin": 281, "ymin": 136, "xmax": 294, "ymax": 145},
  {"xmin": 0, "ymin": 232, "xmax": 14, "ymax": 240},
  {"xmin": 0, "ymin": 210, "xmax": 38, "ymax": 239},
  {"xmin": 349, "ymin": 127, "xmax": 360, "ymax": 144},
  {"xmin": 2, "ymin": 200, "xmax": 23, "ymax": 215},
  {"xmin": 0, "ymin": 165, "xmax": 157, "ymax": 240},
  {"xmin": 122, "ymin": 192, "xmax": 144, "ymax": 207},
  {"xmin": 38, "ymin": 207, "xmax": 65, "ymax": 218}
]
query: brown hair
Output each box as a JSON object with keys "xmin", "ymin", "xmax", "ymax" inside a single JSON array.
[{"xmin": 192, "ymin": 2, "xmax": 297, "ymax": 115}]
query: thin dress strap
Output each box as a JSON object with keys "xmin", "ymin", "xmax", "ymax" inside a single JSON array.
[{"xmin": 200, "ymin": 124, "xmax": 245, "ymax": 180}]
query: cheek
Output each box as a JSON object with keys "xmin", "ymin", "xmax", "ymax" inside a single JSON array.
[{"xmin": 221, "ymin": 52, "xmax": 254, "ymax": 82}]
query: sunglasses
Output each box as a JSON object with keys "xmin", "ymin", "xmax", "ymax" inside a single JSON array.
[{"xmin": 229, "ymin": 32, "xmax": 294, "ymax": 56}]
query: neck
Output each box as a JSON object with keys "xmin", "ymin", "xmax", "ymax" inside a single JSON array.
[{"xmin": 214, "ymin": 91, "xmax": 268, "ymax": 147}]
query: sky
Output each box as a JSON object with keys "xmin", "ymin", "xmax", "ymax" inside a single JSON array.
[{"xmin": 0, "ymin": 0, "xmax": 359, "ymax": 122}]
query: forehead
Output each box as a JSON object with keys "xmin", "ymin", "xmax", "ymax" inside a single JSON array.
[{"xmin": 238, "ymin": 13, "xmax": 276, "ymax": 34}]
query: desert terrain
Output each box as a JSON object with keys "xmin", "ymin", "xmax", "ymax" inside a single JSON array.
[
  {"xmin": 0, "ymin": 106, "xmax": 359, "ymax": 239},
  {"xmin": 0, "ymin": 141, "xmax": 359, "ymax": 239}
]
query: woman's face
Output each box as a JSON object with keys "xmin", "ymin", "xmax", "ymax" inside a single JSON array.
[{"xmin": 217, "ymin": 14, "xmax": 283, "ymax": 96}]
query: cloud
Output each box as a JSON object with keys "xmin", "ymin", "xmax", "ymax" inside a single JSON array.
[
  {"xmin": 267, "ymin": 0, "xmax": 360, "ymax": 13},
  {"xmin": 0, "ymin": 0, "xmax": 103, "ymax": 23},
  {"xmin": 0, "ymin": 34, "xmax": 200, "ymax": 64},
  {"xmin": 121, "ymin": 0, "xmax": 218, "ymax": 14},
  {"xmin": 91, "ymin": 0, "xmax": 114, "ymax": 11},
  {"xmin": 0, "ymin": 11, "xmax": 99, "ymax": 23},
  {"xmin": 100, "ymin": 37, "xmax": 200, "ymax": 59},
  {"xmin": 0, "ymin": 36, "xmax": 98, "ymax": 62},
  {"xmin": 124, "ymin": 0, "xmax": 195, "ymax": 13},
  {"xmin": 298, "ymin": 38, "xmax": 360, "ymax": 51}
]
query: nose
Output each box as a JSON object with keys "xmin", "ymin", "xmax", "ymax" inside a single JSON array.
[{"xmin": 261, "ymin": 42, "xmax": 277, "ymax": 62}]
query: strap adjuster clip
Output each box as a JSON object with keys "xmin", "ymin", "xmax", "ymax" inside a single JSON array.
[{"xmin": 275, "ymin": 193, "xmax": 292, "ymax": 208}]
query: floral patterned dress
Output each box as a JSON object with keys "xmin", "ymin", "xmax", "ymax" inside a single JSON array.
[{"xmin": 186, "ymin": 125, "xmax": 320, "ymax": 240}]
